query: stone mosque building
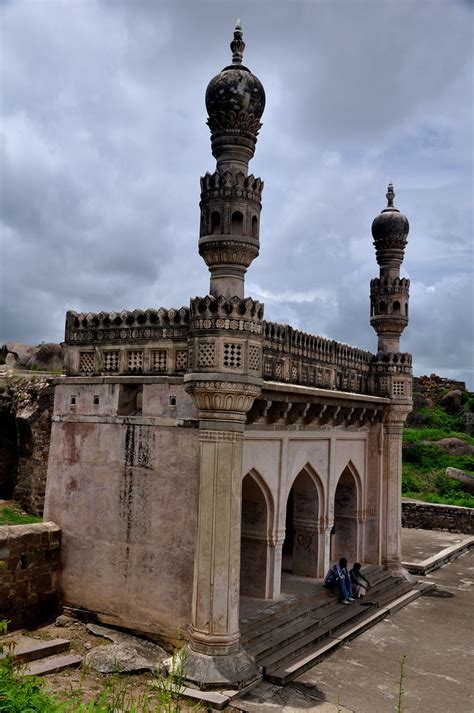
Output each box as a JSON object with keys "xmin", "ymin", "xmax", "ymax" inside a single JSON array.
[{"xmin": 44, "ymin": 23, "xmax": 413, "ymax": 689}]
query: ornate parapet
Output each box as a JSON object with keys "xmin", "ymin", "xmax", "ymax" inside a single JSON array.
[
  {"xmin": 63, "ymin": 307, "xmax": 190, "ymax": 376},
  {"xmin": 65, "ymin": 307, "xmax": 190, "ymax": 343},
  {"xmin": 262, "ymin": 321, "xmax": 373, "ymax": 394}
]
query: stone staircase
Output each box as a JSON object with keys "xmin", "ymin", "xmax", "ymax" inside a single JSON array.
[
  {"xmin": 241, "ymin": 566, "xmax": 429, "ymax": 685},
  {"xmin": 0, "ymin": 635, "xmax": 82, "ymax": 676}
]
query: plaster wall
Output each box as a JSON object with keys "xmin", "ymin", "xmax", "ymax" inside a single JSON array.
[{"xmin": 44, "ymin": 380, "xmax": 200, "ymax": 641}]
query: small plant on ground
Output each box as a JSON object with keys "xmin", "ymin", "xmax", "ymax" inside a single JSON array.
[{"xmin": 396, "ymin": 653, "xmax": 407, "ymax": 713}]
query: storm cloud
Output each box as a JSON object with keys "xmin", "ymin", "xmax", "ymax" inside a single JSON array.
[{"xmin": 1, "ymin": 0, "xmax": 472, "ymax": 386}]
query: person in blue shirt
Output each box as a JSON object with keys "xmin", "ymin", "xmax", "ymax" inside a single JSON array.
[{"xmin": 324, "ymin": 557, "xmax": 355, "ymax": 604}]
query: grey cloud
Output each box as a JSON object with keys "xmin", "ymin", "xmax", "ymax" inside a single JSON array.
[{"xmin": 0, "ymin": 0, "xmax": 472, "ymax": 387}]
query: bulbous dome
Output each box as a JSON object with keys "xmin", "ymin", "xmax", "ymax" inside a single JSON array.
[
  {"xmin": 206, "ymin": 66, "xmax": 265, "ymax": 122},
  {"xmin": 205, "ymin": 21, "xmax": 265, "ymax": 134},
  {"xmin": 372, "ymin": 183, "xmax": 409, "ymax": 249}
]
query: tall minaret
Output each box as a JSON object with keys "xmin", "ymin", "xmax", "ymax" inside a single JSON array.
[
  {"xmin": 370, "ymin": 183, "xmax": 410, "ymax": 353},
  {"xmin": 370, "ymin": 185, "xmax": 412, "ymax": 575},
  {"xmin": 184, "ymin": 23, "xmax": 265, "ymax": 689},
  {"xmin": 199, "ymin": 20, "xmax": 265, "ymax": 298}
]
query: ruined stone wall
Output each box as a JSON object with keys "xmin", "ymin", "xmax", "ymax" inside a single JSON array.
[
  {"xmin": 0, "ymin": 522, "xmax": 61, "ymax": 630},
  {"xmin": 402, "ymin": 500, "xmax": 473, "ymax": 535},
  {"xmin": 0, "ymin": 376, "xmax": 54, "ymax": 515}
]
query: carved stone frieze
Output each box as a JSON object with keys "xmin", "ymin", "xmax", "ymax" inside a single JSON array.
[
  {"xmin": 246, "ymin": 396, "xmax": 383, "ymax": 427},
  {"xmin": 185, "ymin": 380, "xmax": 261, "ymax": 415},
  {"xmin": 207, "ymin": 111, "xmax": 262, "ymax": 136},
  {"xmin": 200, "ymin": 171, "xmax": 263, "ymax": 203}
]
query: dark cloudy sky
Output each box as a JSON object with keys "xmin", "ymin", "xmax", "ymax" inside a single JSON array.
[{"xmin": 1, "ymin": 0, "xmax": 473, "ymax": 386}]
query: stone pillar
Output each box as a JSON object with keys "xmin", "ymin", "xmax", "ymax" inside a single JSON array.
[
  {"xmin": 381, "ymin": 406, "xmax": 410, "ymax": 572},
  {"xmin": 183, "ymin": 378, "xmax": 261, "ymax": 689},
  {"xmin": 267, "ymin": 531, "xmax": 285, "ymax": 598},
  {"xmin": 317, "ymin": 518, "xmax": 333, "ymax": 577}
]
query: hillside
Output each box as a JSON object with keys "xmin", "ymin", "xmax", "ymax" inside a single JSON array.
[{"xmin": 403, "ymin": 374, "xmax": 474, "ymax": 507}]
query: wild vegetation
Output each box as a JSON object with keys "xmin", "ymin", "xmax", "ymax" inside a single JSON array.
[
  {"xmin": 0, "ymin": 621, "xmax": 194, "ymax": 712},
  {"xmin": 402, "ymin": 378, "xmax": 474, "ymax": 507}
]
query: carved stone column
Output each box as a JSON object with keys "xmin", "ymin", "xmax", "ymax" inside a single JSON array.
[
  {"xmin": 381, "ymin": 405, "xmax": 411, "ymax": 572},
  {"xmin": 317, "ymin": 517, "xmax": 333, "ymax": 578},
  {"xmin": 183, "ymin": 377, "xmax": 261, "ymax": 689},
  {"xmin": 267, "ymin": 530, "xmax": 285, "ymax": 599}
]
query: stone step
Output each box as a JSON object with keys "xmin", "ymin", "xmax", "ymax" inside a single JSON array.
[
  {"xmin": 242, "ymin": 567, "xmax": 390, "ymax": 647},
  {"xmin": 267, "ymin": 586, "xmax": 425, "ymax": 685},
  {"xmin": 259, "ymin": 602, "xmax": 374, "ymax": 672},
  {"xmin": 0, "ymin": 637, "xmax": 70, "ymax": 664},
  {"xmin": 251, "ymin": 574, "xmax": 414, "ymax": 675},
  {"xmin": 23, "ymin": 653, "xmax": 82, "ymax": 677}
]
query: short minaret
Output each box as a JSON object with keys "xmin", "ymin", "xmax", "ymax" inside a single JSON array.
[
  {"xmin": 370, "ymin": 183, "xmax": 410, "ymax": 353},
  {"xmin": 199, "ymin": 20, "xmax": 265, "ymax": 298}
]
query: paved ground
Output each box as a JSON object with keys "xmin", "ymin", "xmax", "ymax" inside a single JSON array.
[
  {"xmin": 401, "ymin": 527, "xmax": 472, "ymax": 561},
  {"xmin": 234, "ymin": 549, "xmax": 474, "ymax": 713}
]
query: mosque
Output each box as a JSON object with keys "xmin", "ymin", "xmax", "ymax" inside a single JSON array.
[{"xmin": 44, "ymin": 22, "xmax": 413, "ymax": 689}]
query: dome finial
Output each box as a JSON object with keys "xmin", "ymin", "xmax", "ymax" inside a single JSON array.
[
  {"xmin": 230, "ymin": 19, "xmax": 245, "ymax": 64},
  {"xmin": 386, "ymin": 182, "xmax": 395, "ymax": 208}
]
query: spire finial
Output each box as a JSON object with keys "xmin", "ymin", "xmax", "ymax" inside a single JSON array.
[
  {"xmin": 230, "ymin": 19, "xmax": 245, "ymax": 64},
  {"xmin": 386, "ymin": 182, "xmax": 395, "ymax": 208}
]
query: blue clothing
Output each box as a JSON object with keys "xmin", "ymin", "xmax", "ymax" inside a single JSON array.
[{"xmin": 324, "ymin": 563, "xmax": 353, "ymax": 601}]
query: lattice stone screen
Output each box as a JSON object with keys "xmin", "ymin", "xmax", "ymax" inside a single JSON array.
[
  {"xmin": 175, "ymin": 349, "xmax": 188, "ymax": 371},
  {"xmin": 392, "ymin": 380, "xmax": 405, "ymax": 397},
  {"xmin": 127, "ymin": 351, "xmax": 143, "ymax": 372},
  {"xmin": 79, "ymin": 352, "xmax": 95, "ymax": 373},
  {"xmin": 223, "ymin": 343, "xmax": 242, "ymax": 368},
  {"xmin": 104, "ymin": 351, "xmax": 119, "ymax": 373},
  {"xmin": 198, "ymin": 342, "xmax": 216, "ymax": 368},
  {"xmin": 248, "ymin": 345, "xmax": 260, "ymax": 372},
  {"xmin": 151, "ymin": 349, "xmax": 167, "ymax": 372}
]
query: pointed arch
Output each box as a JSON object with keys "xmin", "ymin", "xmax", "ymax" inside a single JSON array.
[
  {"xmin": 240, "ymin": 469, "xmax": 274, "ymax": 598},
  {"xmin": 283, "ymin": 463, "xmax": 323, "ymax": 578},
  {"xmin": 332, "ymin": 460, "xmax": 361, "ymax": 562}
]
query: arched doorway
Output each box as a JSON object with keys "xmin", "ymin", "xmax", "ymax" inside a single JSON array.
[
  {"xmin": 240, "ymin": 471, "xmax": 272, "ymax": 598},
  {"xmin": 332, "ymin": 465, "xmax": 359, "ymax": 562},
  {"xmin": 282, "ymin": 468, "xmax": 321, "ymax": 578}
]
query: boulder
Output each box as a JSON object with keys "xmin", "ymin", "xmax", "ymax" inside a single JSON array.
[
  {"xmin": 4, "ymin": 342, "xmax": 36, "ymax": 367},
  {"xmin": 440, "ymin": 389, "xmax": 463, "ymax": 414},
  {"xmin": 446, "ymin": 467, "xmax": 474, "ymax": 494},
  {"xmin": 85, "ymin": 623, "xmax": 167, "ymax": 674},
  {"xmin": 436, "ymin": 438, "xmax": 474, "ymax": 456},
  {"xmin": 34, "ymin": 343, "xmax": 63, "ymax": 371}
]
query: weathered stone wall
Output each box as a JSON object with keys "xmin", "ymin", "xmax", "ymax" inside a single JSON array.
[
  {"xmin": 44, "ymin": 379, "xmax": 200, "ymax": 643},
  {"xmin": 0, "ymin": 522, "xmax": 60, "ymax": 630},
  {"xmin": 402, "ymin": 500, "xmax": 473, "ymax": 535}
]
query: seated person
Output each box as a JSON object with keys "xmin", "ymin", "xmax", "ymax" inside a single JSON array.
[
  {"xmin": 350, "ymin": 562, "xmax": 370, "ymax": 598},
  {"xmin": 324, "ymin": 557, "xmax": 354, "ymax": 604}
]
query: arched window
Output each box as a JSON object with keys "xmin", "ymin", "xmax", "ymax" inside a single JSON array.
[
  {"xmin": 405, "ymin": 303, "xmax": 408, "ymax": 316},
  {"xmin": 379, "ymin": 301, "xmax": 387, "ymax": 314},
  {"xmin": 231, "ymin": 211, "xmax": 244, "ymax": 235},
  {"xmin": 393, "ymin": 300, "xmax": 401, "ymax": 313},
  {"xmin": 251, "ymin": 215, "xmax": 258, "ymax": 238},
  {"xmin": 210, "ymin": 211, "xmax": 221, "ymax": 234}
]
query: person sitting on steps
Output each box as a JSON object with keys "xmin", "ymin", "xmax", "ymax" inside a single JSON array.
[
  {"xmin": 324, "ymin": 557, "xmax": 355, "ymax": 604},
  {"xmin": 350, "ymin": 562, "xmax": 371, "ymax": 598}
]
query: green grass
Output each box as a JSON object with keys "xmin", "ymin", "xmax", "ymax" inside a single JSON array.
[
  {"xmin": 403, "ymin": 491, "xmax": 474, "ymax": 508},
  {"xmin": 0, "ymin": 506, "xmax": 42, "ymax": 526},
  {"xmin": 403, "ymin": 427, "xmax": 474, "ymax": 446},
  {"xmin": 414, "ymin": 405, "xmax": 465, "ymax": 433}
]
